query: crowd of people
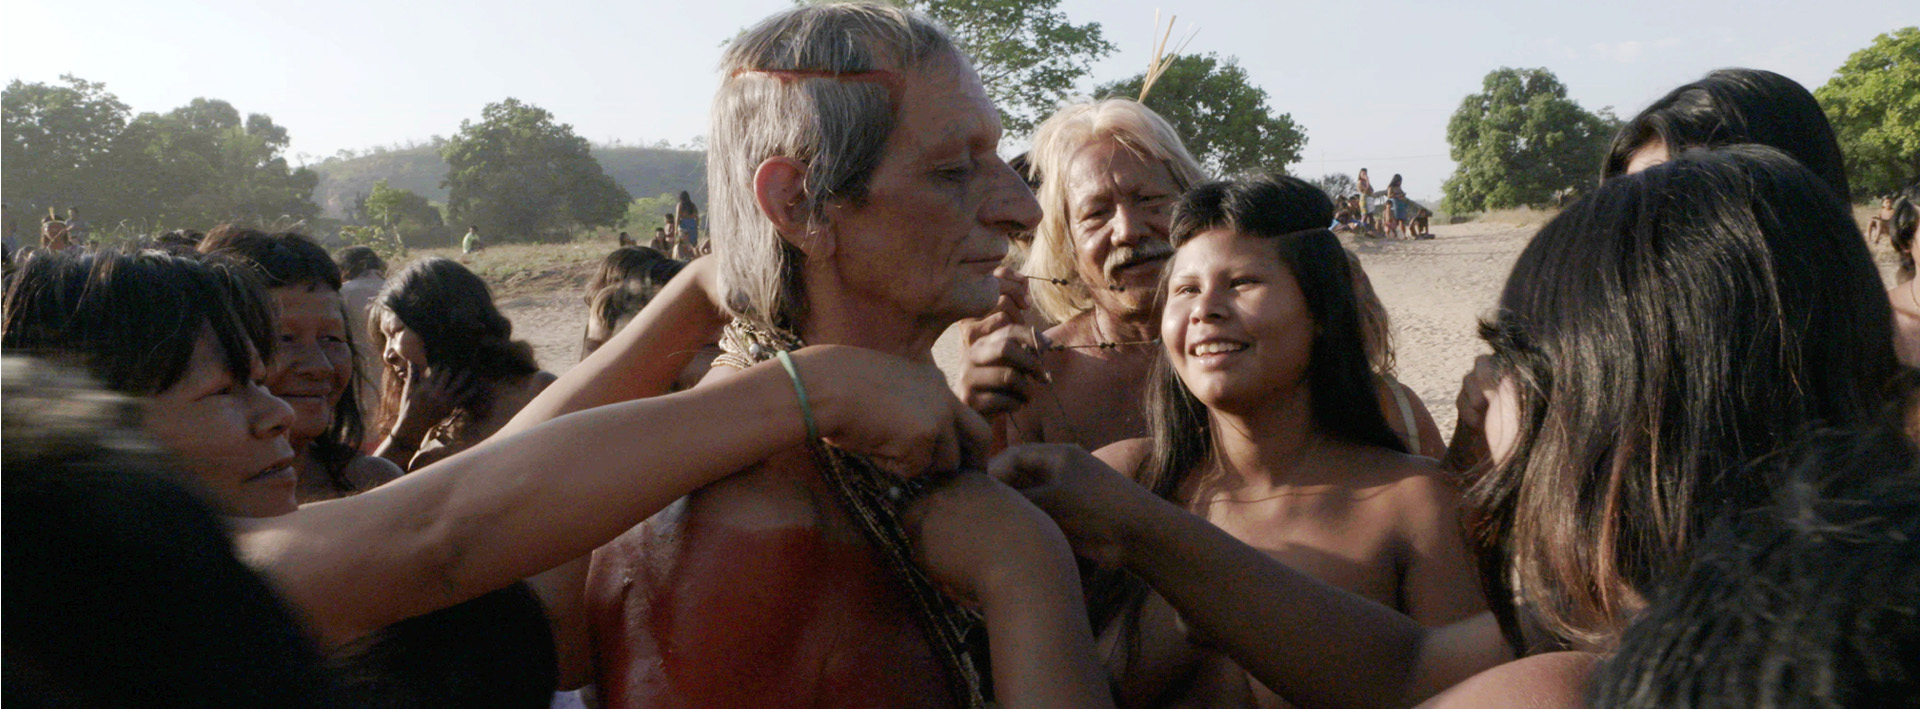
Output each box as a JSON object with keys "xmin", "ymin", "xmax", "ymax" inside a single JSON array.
[{"xmin": 6, "ymin": 4, "xmax": 1920, "ymax": 708}]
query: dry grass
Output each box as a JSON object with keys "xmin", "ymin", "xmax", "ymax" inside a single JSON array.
[{"xmin": 396, "ymin": 241, "xmax": 618, "ymax": 299}]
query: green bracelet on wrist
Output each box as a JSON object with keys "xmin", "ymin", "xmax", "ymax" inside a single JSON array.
[{"xmin": 774, "ymin": 349, "xmax": 819, "ymax": 442}]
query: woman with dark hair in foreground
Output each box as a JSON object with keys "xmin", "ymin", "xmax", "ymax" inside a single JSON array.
[{"xmin": 992, "ymin": 145, "xmax": 1908, "ymax": 707}]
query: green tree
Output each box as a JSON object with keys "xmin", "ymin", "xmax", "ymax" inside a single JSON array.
[
  {"xmin": 1095, "ymin": 53, "xmax": 1307, "ymax": 177},
  {"xmin": 2, "ymin": 75, "xmax": 160, "ymax": 232},
  {"xmin": 2, "ymin": 78, "xmax": 316, "ymax": 234},
  {"xmin": 901, "ymin": 0, "xmax": 1113, "ymax": 135},
  {"xmin": 623, "ymin": 192, "xmax": 681, "ymax": 233},
  {"xmin": 1313, "ymin": 173, "xmax": 1357, "ymax": 198},
  {"xmin": 441, "ymin": 99, "xmax": 631, "ymax": 241},
  {"xmin": 361, "ymin": 179, "xmax": 449, "ymax": 247},
  {"xmin": 1442, "ymin": 67, "xmax": 1617, "ymax": 212},
  {"xmin": 1815, "ymin": 27, "xmax": 1920, "ymax": 199}
]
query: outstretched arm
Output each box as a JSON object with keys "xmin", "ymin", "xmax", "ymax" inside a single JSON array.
[
  {"xmin": 992, "ymin": 444, "xmax": 1511, "ymax": 708},
  {"xmin": 237, "ymin": 345, "xmax": 989, "ymax": 647},
  {"xmin": 499, "ymin": 256, "xmax": 729, "ymax": 437}
]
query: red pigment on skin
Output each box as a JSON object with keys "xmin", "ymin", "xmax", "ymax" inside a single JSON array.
[{"xmin": 588, "ymin": 504, "xmax": 956, "ymax": 709}]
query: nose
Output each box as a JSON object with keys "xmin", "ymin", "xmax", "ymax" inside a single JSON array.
[
  {"xmin": 281, "ymin": 337, "xmax": 331, "ymax": 381},
  {"xmin": 984, "ymin": 160, "xmax": 1042, "ymax": 236},
  {"xmin": 249, "ymin": 383, "xmax": 295, "ymax": 441},
  {"xmin": 1110, "ymin": 201, "xmax": 1152, "ymax": 249},
  {"xmin": 1187, "ymin": 285, "xmax": 1229, "ymax": 324}
]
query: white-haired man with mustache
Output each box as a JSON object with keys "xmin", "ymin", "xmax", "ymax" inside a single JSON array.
[{"xmin": 956, "ymin": 99, "xmax": 1206, "ymax": 451}]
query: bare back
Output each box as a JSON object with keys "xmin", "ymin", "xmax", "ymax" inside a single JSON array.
[{"xmin": 1093, "ymin": 437, "xmax": 1485, "ymax": 708}]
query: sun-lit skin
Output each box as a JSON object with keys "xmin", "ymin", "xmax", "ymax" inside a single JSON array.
[
  {"xmin": 378, "ymin": 308, "xmax": 429, "ymax": 373},
  {"xmin": 800, "ymin": 51, "xmax": 1039, "ymax": 359},
  {"xmin": 1625, "ymin": 137, "xmax": 1671, "ymax": 174},
  {"xmin": 268, "ymin": 284, "xmax": 353, "ymax": 444},
  {"xmin": 1162, "ymin": 228, "xmax": 1315, "ymax": 414},
  {"xmin": 587, "ymin": 51, "xmax": 1044, "ymax": 709},
  {"xmin": 142, "ymin": 331, "xmax": 299, "ymax": 518},
  {"xmin": 988, "ymin": 140, "xmax": 1182, "ymax": 452},
  {"xmin": 1065, "ymin": 139, "xmax": 1182, "ymax": 328},
  {"xmin": 1093, "ymin": 228, "xmax": 1487, "ymax": 708}
]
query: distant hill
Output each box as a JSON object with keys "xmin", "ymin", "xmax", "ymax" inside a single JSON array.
[{"xmin": 310, "ymin": 144, "xmax": 708, "ymax": 219}]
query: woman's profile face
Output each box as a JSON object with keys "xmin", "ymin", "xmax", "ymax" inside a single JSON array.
[
  {"xmin": 378, "ymin": 308, "xmax": 428, "ymax": 373},
  {"xmin": 143, "ymin": 330, "xmax": 299, "ymax": 517}
]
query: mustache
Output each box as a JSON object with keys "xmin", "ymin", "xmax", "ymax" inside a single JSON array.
[{"xmin": 1103, "ymin": 243, "xmax": 1175, "ymax": 281}]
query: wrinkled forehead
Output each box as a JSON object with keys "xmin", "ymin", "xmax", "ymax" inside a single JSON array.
[
  {"xmin": 886, "ymin": 52, "xmax": 1000, "ymax": 159},
  {"xmin": 1064, "ymin": 139, "xmax": 1179, "ymax": 205}
]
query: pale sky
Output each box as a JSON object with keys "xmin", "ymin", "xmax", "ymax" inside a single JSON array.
[{"xmin": 3, "ymin": 0, "xmax": 1911, "ymax": 199}]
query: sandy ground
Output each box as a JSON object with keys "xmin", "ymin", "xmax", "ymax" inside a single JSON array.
[{"xmin": 502, "ymin": 220, "xmax": 1550, "ymax": 441}]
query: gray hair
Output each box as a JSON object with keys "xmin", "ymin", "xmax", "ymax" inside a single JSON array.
[
  {"xmin": 710, "ymin": 3, "xmax": 959, "ymax": 333},
  {"xmin": 1023, "ymin": 99, "xmax": 1206, "ymax": 324}
]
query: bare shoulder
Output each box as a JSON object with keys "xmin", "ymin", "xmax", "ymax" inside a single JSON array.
[
  {"xmin": 1419, "ymin": 651, "xmax": 1598, "ymax": 709},
  {"xmin": 1093, "ymin": 437, "xmax": 1152, "ymax": 479},
  {"xmin": 343, "ymin": 454, "xmax": 404, "ymax": 491}
]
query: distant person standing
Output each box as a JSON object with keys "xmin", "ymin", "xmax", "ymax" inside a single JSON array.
[
  {"xmin": 64, "ymin": 207, "xmax": 88, "ymax": 244},
  {"xmin": 1356, "ymin": 168, "xmax": 1374, "ymax": 230},
  {"xmin": 1387, "ymin": 173, "xmax": 1409, "ymax": 237},
  {"xmin": 41, "ymin": 214, "xmax": 72, "ymax": 253},
  {"xmin": 674, "ymin": 191, "xmax": 700, "ymax": 258},
  {"xmin": 461, "ymin": 225, "xmax": 484, "ymax": 254}
]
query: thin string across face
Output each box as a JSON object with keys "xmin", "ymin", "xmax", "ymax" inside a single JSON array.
[{"xmin": 1019, "ymin": 275, "xmax": 1160, "ymax": 351}]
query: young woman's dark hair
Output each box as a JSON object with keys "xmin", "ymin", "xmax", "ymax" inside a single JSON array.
[
  {"xmin": 675, "ymin": 191, "xmax": 699, "ymax": 219},
  {"xmin": 1470, "ymin": 145, "xmax": 1902, "ymax": 653},
  {"xmin": 1095, "ymin": 174, "xmax": 1406, "ymax": 665},
  {"xmin": 1140, "ymin": 174, "xmax": 1406, "ymax": 505},
  {"xmin": 336, "ymin": 245, "xmax": 387, "ymax": 281},
  {"xmin": 1891, "ymin": 195, "xmax": 1919, "ymax": 282},
  {"xmin": 2, "ymin": 250, "xmax": 275, "ymax": 396},
  {"xmin": 1388, "ymin": 173, "xmax": 1403, "ymax": 190},
  {"xmin": 153, "ymin": 229, "xmax": 205, "ymax": 255},
  {"xmin": 369, "ymin": 257, "xmax": 538, "ymax": 442},
  {"xmin": 1587, "ymin": 425, "xmax": 1920, "ymax": 708},
  {"xmin": 1603, "ymin": 68, "xmax": 1851, "ymax": 199},
  {"xmin": 583, "ymin": 246, "xmax": 673, "ymax": 305},
  {"xmin": 199, "ymin": 228, "xmax": 368, "ymax": 495}
]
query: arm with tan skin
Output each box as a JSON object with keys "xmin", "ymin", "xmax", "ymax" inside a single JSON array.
[
  {"xmin": 1391, "ymin": 468, "xmax": 1488, "ymax": 627},
  {"xmin": 905, "ymin": 473, "xmax": 1115, "ymax": 709},
  {"xmin": 502, "ymin": 258, "xmax": 729, "ymax": 437},
  {"xmin": 233, "ymin": 346, "xmax": 990, "ymax": 648},
  {"xmin": 993, "ymin": 444, "xmax": 1512, "ymax": 709}
]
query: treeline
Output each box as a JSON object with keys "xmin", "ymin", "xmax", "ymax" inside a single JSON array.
[
  {"xmin": 2, "ymin": 76, "xmax": 319, "ymax": 237},
  {"xmin": 1440, "ymin": 28, "xmax": 1916, "ymax": 212},
  {"xmin": 312, "ymin": 144, "xmax": 706, "ymax": 223}
]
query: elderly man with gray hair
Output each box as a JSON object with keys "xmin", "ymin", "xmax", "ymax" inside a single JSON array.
[
  {"xmin": 573, "ymin": 4, "xmax": 1110, "ymax": 708},
  {"xmin": 954, "ymin": 99, "xmax": 1207, "ymax": 452}
]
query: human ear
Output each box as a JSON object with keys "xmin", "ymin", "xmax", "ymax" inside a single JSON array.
[{"xmin": 753, "ymin": 157, "xmax": 833, "ymax": 260}]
